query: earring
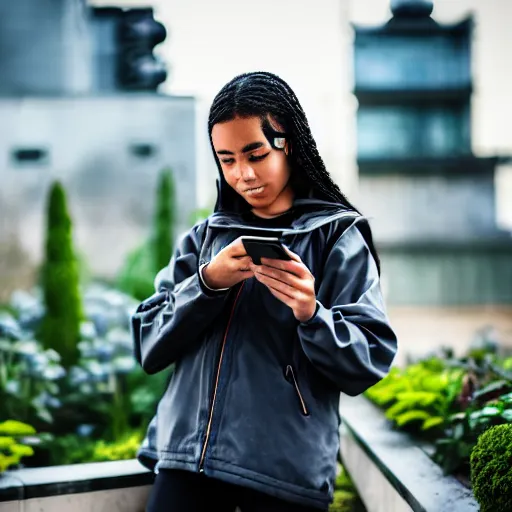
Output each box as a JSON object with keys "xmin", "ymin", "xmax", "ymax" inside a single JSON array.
[{"xmin": 274, "ymin": 137, "xmax": 286, "ymax": 149}]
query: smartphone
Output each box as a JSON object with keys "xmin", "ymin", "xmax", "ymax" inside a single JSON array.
[{"xmin": 240, "ymin": 236, "xmax": 291, "ymax": 265}]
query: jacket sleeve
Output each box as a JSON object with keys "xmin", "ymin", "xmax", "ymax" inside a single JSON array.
[
  {"xmin": 297, "ymin": 221, "xmax": 398, "ymax": 396},
  {"xmin": 131, "ymin": 221, "xmax": 231, "ymax": 375}
]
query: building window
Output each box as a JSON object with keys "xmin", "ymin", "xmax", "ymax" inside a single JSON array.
[
  {"xmin": 11, "ymin": 147, "xmax": 49, "ymax": 165},
  {"xmin": 129, "ymin": 143, "xmax": 157, "ymax": 158},
  {"xmin": 357, "ymin": 104, "xmax": 470, "ymax": 160}
]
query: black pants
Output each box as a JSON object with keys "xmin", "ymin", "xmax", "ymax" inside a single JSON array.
[{"xmin": 146, "ymin": 469, "xmax": 327, "ymax": 512}]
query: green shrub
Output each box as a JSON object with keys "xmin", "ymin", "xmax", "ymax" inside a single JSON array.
[
  {"xmin": 365, "ymin": 358, "xmax": 463, "ymax": 435},
  {"xmin": 115, "ymin": 243, "xmax": 155, "ymax": 302},
  {"xmin": 91, "ymin": 431, "xmax": 142, "ymax": 462},
  {"xmin": 42, "ymin": 433, "xmax": 96, "ymax": 466},
  {"xmin": 116, "ymin": 168, "xmax": 176, "ymax": 301},
  {"xmin": 434, "ymin": 387, "xmax": 512, "ymax": 475},
  {"xmin": 0, "ymin": 420, "xmax": 36, "ymax": 473},
  {"xmin": 470, "ymin": 424, "xmax": 512, "ymax": 512},
  {"xmin": 126, "ymin": 364, "xmax": 170, "ymax": 427},
  {"xmin": 42, "ymin": 432, "xmax": 142, "ymax": 466},
  {"xmin": 152, "ymin": 168, "xmax": 175, "ymax": 273},
  {"xmin": 38, "ymin": 181, "xmax": 83, "ymax": 368}
]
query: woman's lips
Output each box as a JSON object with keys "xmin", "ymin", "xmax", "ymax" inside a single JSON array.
[{"xmin": 244, "ymin": 185, "xmax": 265, "ymax": 197}]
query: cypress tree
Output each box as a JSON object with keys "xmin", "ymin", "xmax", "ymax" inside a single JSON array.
[{"xmin": 39, "ymin": 181, "xmax": 82, "ymax": 369}]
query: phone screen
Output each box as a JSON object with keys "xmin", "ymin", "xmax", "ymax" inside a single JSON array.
[{"xmin": 241, "ymin": 236, "xmax": 291, "ymax": 265}]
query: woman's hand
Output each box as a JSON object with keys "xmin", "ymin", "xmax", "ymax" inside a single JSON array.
[
  {"xmin": 250, "ymin": 247, "xmax": 317, "ymax": 323},
  {"xmin": 202, "ymin": 237, "xmax": 254, "ymax": 289}
]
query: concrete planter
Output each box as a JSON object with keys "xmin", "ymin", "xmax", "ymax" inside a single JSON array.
[
  {"xmin": 339, "ymin": 395, "xmax": 479, "ymax": 512},
  {"xmin": 0, "ymin": 459, "xmax": 153, "ymax": 512}
]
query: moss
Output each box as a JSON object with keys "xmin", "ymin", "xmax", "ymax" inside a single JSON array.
[
  {"xmin": 329, "ymin": 465, "xmax": 366, "ymax": 512},
  {"xmin": 334, "ymin": 465, "xmax": 356, "ymax": 492},
  {"xmin": 470, "ymin": 424, "xmax": 512, "ymax": 512},
  {"xmin": 329, "ymin": 490, "xmax": 357, "ymax": 511}
]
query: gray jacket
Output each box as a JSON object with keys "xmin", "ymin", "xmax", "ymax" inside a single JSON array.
[{"xmin": 131, "ymin": 199, "xmax": 398, "ymax": 509}]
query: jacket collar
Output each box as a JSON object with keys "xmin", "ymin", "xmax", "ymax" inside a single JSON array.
[{"xmin": 207, "ymin": 199, "xmax": 361, "ymax": 236}]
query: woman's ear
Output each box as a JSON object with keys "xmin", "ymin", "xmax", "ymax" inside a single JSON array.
[{"xmin": 284, "ymin": 141, "xmax": 291, "ymax": 156}]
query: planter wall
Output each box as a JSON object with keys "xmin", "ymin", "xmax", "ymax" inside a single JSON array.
[
  {"xmin": 339, "ymin": 395, "xmax": 479, "ymax": 512},
  {"xmin": 0, "ymin": 459, "xmax": 153, "ymax": 512}
]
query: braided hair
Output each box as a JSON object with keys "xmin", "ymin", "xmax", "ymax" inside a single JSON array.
[
  {"xmin": 208, "ymin": 71, "xmax": 381, "ymax": 273},
  {"xmin": 208, "ymin": 71, "xmax": 361, "ymax": 214}
]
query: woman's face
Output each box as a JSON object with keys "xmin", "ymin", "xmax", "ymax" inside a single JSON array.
[{"xmin": 211, "ymin": 115, "xmax": 294, "ymax": 218}]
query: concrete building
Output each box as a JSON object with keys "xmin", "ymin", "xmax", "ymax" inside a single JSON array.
[
  {"xmin": 0, "ymin": 0, "xmax": 197, "ymax": 298},
  {"xmin": 349, "ymin": 0, "xmax": 512, "ymax": 360}
]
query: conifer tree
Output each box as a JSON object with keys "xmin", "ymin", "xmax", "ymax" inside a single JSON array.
[{"xmin": 39, "ymin": 181, "xmax": 82, "ymax": 369}]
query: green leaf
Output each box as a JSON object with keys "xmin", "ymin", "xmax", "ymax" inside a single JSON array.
[
  {"xmin": 0, "ymin": 420, "xmax": 36, "ymax": 436},
  {"xmin": 419, "ymin": 374, "xmax": 447, "ymax": 393},
  {"xmin": 453, "ymin": 422, "xmax": 465, "ymax": 440},
  {"xmin": 470, "ymin": 406, "xmax": 502, "ymax": 419},
  {"xmin": 10, "ymin": 444, "xmax": 34, "ymax": 457},
  {"xmin": 422, "ymin": 416, "xmax": 445, "ymax": 430},
  {"xmin": 395, "ymin": 410, "xmax": 431, "ymax": 427},
  {"xmin": 0, "ymin": 340, "xmax": 12, "ymax": 351},
  {"xmin": 35, "ymin": 406, "xmax": 53, "ymax": 425},
  {"xmin": 473, "ymin": 380, "xmax": 510, "ymax": 401},
  {"xmin": 500, "ymin": 410, "xmax": 512, "ymax": 421},
  {"xmin": 395, "ymin": 391, "xmax": 439, "ymax": 407},
  {"xmin": 385, "ymin": 400, "xmax": 411, "ymax": 420},
  {"xmin": 499, "ymin": 392, "xmax": 512, "ymax": 403},
  {"xmin": 0, "ymin": 436, "xmax": 16, "ymax": 450}
]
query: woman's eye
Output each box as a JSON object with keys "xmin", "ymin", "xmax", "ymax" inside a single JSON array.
[
  {"xmin": 249, "ymin": 153, "xmax": 269, "ymax": 162},
  {"xmin": 221, "ymin": 158, "xmax": 234, "ymax": 164}
]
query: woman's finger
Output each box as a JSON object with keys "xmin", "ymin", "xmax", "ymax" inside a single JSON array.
[
  {"xmin": 229, "ymin": 237, "xmax": 250, "ymax": 257},
  {"xmin": 264, "ymin": 283, "xmax": 295, "ymax": 309},
  {"xmin": 236, "ymin": 255, "xmax": 253, "ymax": 271},
  {"xmin": 254, "ymin": 265, "xmax": 305, "ymax": 291},
  {"xmin": 282, "ymin": 245, "xmax": 302, "ymax": 263},
  {"xmin": 259, "ymin": 258, "xmax": 311, "ymax": 279},
  {"xmin": 254, "ymin": 272, "xmax": 297, "ymax": 300}
]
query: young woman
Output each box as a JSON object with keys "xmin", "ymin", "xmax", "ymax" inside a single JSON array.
[{"xmin": 132, "ymin": 71, "xmax": 398, "ymax": 512}]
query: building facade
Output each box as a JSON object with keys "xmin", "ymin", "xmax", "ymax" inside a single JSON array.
[
  {"xmin": 0, "ymin": 0, "xmax": 197, "ymax": 299},
  {"xmin": 350, "ymin": 0, "xmax": 512, "ymax": 360}
]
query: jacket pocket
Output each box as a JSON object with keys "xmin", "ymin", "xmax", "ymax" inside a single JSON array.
[{"xmin": 285, "ymin": 365, "xmax": 310, "ymax": 416}]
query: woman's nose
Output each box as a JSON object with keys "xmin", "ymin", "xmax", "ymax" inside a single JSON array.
[{"xmin": 239, "ymin": 163, "xmax": 256, "ymax": 181}]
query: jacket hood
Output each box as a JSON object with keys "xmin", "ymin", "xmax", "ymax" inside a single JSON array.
[
  {"xmin": 208, "ymin": 198, "xmax": 381, "ymax": 275},
  {"xmin": 209, "ymin": 198, "xmax": 357, "ymax": 234}
]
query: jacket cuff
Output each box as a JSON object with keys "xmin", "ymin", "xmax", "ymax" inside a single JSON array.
[
  {"xmin": 198, "ymin": 262, "xmax": 230, "ymax": 295},
  {"xmin": 300, "ymin": 300, "xmax": 322, "ymax": 326}
]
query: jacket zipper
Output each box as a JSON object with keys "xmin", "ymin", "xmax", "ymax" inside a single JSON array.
[
  {"xmin": 199, "ymin": 282, "xmax": 245, "ymax": 472},
  {"xmin": 285, "ymin": 365, "xmax": 310, "ymax": 416}
]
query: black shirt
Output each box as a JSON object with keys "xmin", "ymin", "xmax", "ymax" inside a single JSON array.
[{"xmin": 242, "ymin": 209, "xmax": 296, "ymax": 230}]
